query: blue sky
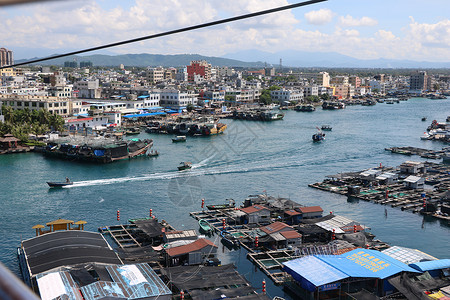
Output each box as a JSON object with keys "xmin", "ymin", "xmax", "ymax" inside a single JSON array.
[{"xmin": 1, "ymin": 0, "xmax": 449, "ymax": 62}]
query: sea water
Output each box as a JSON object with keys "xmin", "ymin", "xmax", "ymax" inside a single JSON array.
[{"xmin": 0, "ymin": 97, "xmax": 449, "ymax": 298}]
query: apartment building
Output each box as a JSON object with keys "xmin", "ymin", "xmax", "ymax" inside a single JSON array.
[
  {"xmin": 160, "ymin": 89, "xmax": 198, "ymax": 109},
  {"xmin": 0, "ymin": 94, "xmax": 71, "ymax": 116},
  {"xmin": 270, "ymin": 89, "xmax": 303, "ymax": 105}
]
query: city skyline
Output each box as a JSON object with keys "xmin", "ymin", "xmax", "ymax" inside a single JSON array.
[{"xmin": 0, "ymin": 0, "xmax": 449, "ymax": 63}]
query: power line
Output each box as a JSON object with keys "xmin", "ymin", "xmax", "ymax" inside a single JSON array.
[{"xmin": 1, "ymin": 0, "xmax": 327, "ymax": 69}]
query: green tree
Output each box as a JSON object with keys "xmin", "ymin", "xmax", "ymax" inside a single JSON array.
[
  {"xmin": 2, "ymin": 105, "xmax": 14, "ymax": 124},
  {"xmin": 320, "ymin": 93, "xmax": 330, "ymax": 101},
  {"xmin": 305, "ymin": 95, "xmax": 320, "ymax": 103}
]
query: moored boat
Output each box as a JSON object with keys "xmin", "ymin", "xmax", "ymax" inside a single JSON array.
[
  {"xmin": 199, "ymin": 219, "xmax": 212, "ymax": 233},
  {"xmin": 321, "ymin": 125, "xmax": 332, "ymax": 131},
  {"xmin": 172, "ymin": 136, "xmax": 186, "ymax": 143},
  {"xmin": 220, "ymin": 230, "xmax": 240, "ymax": 247}
]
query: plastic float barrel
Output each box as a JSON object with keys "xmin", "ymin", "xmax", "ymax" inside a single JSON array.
[
  {"xmin": 149, "ymin": 209, "xmax": 152, "ymax": 218},
  {"xmin": 222, "ymin": 218, "xmax": 226, "ymax": 230},
  {"xmin": 117, "ymin": 210, "xmax": 120, "ymax": 221},
  {"xmin": 262, "ymin": 280, "xmax": 266, "ymax": 294},
  {"xmin": 201, "ymin": 198, "xmax": 204, "ymax": 209},
  {"xmin": 255, "ymin": 236, "xmax": 259, "ymax": 248},
  {"xmin": 353, "ymin": 224, "xmax": 357, "ymax": 233},
  {"xmin": 332, "ymin": 229, "xmax": 335, "ymax": 240}
]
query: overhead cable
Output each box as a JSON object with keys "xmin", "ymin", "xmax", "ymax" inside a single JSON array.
[{"xmin": 2, "ymin": 0, "xmax": 326, "ymax": 69}]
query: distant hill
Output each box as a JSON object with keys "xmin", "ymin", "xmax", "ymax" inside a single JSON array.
[
  {"xmin": 222, "ymin": 49, "xmax": 450, "ymax": 68},
  {"xmin": 15, "ymin": 53, "xmax": 265, "ymax": 68}
]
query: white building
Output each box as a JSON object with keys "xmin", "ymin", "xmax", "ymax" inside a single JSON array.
[
  {"xmin": 160, "ymin": 89, "xmax": 198, "ymax": 110},
  {"xmin": 270, "ymin": 89, "xmax": 303, "ymax": 105},
  {"xmin": 369, "ymin": 80, "xmax": 385, "ymax": 95},
  {"xmin": 304, "ymin": 86, "xmax": 319, "ymax": 97},
  {"xmin": 75, "ymin": 79, "xmax": 101, "ymax": 99}
]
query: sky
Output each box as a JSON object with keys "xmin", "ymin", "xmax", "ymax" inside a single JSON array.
[{"xmin": 1, "ymin": 0, "xmax": 449, "ymax": 62}]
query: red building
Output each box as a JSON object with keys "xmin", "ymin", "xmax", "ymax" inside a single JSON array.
[{"xmin": 187, "ymin": 60, "xmax": 211, "ymax": 82}]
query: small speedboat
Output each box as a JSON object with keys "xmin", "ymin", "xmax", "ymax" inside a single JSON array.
[
  {"xmin": 47, "ymin": 181, "xmax": 73, "ymax": 188},
  {"xmin": 321, "ymin": 125, "xmax": 332, "ymax": 131},
  {"xmin": 312, "ymin": 132, "xmax": 325, "ymax": 142},
  {"xmin": 422, "ymin": 117, "xmax": 427, "ymax": 121},
  {"xmin": 177, "ymin": 162, "xmax": 192, "ymax": 171}
]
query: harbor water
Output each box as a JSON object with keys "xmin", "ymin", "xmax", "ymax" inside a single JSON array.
[{"xmin": 1, "ymin": 97, "xmax": 449, "ymax": 298}]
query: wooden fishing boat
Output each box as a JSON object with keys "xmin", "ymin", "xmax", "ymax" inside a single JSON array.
[
  {"xmin": 172, "ymin": 136, "xmax": 186, "ymax": 142},
  {"xmin": 199, "ymin": 219, "xmax": 212, "ymax": 233}
]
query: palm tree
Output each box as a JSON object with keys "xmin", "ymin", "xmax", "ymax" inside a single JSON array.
[{"xmin": 2, "ymin": 105, "xmax": 14, "ymax": 124}]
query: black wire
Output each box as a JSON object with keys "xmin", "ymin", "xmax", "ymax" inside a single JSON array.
[{"xmin": 2, "ymin": 0, "xmax": 327, "ymax": 69}]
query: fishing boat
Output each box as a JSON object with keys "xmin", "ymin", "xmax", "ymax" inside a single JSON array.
[
  {"xmin": 206, "ymin": 199, "xmax": 236, "ymax": 210},
  {"xmin": 422, "ymin": 117, "xmax": 427, "ymax": 121},
  {"xmin": 321, "ymin": 125, "xmax": 332, "ymax": 131},
  {"xmin": 199, "ymin": 219, "xmax": 212, "ymax": 233},
  {"xmin": 172, "ymin": 135, "xmax": 186, "ymax": 143},
  {"xmin": 177, "ymin": 161, "xmax": 192, "ymax": 171},
  {"xmin": 47, "ymin": 181, "xmax": 73, "ymax": 188},
  {"xmin": 294, "ymin": 104, "xmax": 315, "ymax": 112},
  {"xmin": 147, "ymin": 150, "xmax": 159, "ymax": 157},
  {"xmin": 220, "ymin": 230, "xmax": 240, "ymax": 247},
  {"xmin": 125, "ymin": 127, "xmax": 141, "ymax": 135}
]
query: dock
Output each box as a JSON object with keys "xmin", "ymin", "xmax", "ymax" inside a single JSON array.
[{"xmin": 385, "ymin": 146, "xmax": 449, "ymax": 159}]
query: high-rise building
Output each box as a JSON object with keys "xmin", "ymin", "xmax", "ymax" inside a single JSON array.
[
  {"xmin": 80, "ymin": 61, "xmax": 93, "ymax": 68},
  {"xmin": 410, "ymin": 71, "xmax": 428, "ymax": 91},
  {"xmin": 0, "ymin": 47, "xmax": 14, "ymax": 67},
  {"xmin": 187, "ymin": 60, "xmax": 211, "ymax": 82}
]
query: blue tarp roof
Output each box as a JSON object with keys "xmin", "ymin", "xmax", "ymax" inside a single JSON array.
[
  {"xmin": 123, "ymin": 112, "xmax": 166, "ymax": 118},
  {"xmin": 284, "ymin": 256, "xmax": 348, "ymax": 290},
  {"xmin": 319, "ymin": 249, "xmax": 419, "ymax": 279},
  {"xmin": 283, "ymin": 249, "xmax": 420, "ymax": 291},
  {"xmin": 138, "ymin": 95, "xmax": 150, "ymax": 98},
  {"xmin": 409, "ymin": 259, "xmax": 450, "ymax": 272}
]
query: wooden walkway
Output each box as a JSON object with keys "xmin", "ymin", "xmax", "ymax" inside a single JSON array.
[{"xmin": 98, "ymin": 224, "xmax": 142, "ymax": 249}]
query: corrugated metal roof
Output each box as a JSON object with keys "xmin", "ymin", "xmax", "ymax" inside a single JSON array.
[
  {"xmin": 240, "ymin": 205, "xmax": 270, "ymax": 214},
  {"xmin": 284, "ymin": 255, "xmax": 348, "ymax": 287},
  {"xmin": 166, "ymin": 238, "xmax": 217, "ymax": 257},
  {"xmin": 260, "ymin": 222, "xmax": 291, "ymax": 234},
  {"xmin": 280, "ymin": 230, "xmax": 302, "ymax": 239},
  {"xmin": 382, "ymin": 246, "xmax": 437, "ymax": 265},
  {"xmin": 299, "ymin": 206, "xmax": 323, "ymax": 213},
  {"xmin": 36, "ymin": 271, "xmax": 83, "ymax": 300}
]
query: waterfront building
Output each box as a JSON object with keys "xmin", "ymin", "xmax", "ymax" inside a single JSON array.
[
  {"xmin": 410, "ymin": 71, "xmax": 428, "ymax": 91},
  {"xmin": 240, "ymin": 204, "xmax": 271, "ymax": 224},
  {"xmin": 0, "ymin": 94, "xmax": 71, "ymax": 116},
  {"xmin": 258, "ymin": 221, "xmax": 303, "ymax": 248},
  {"xmin": 304, "ymin": 86, "xmax": 319, "ymax": 98},
  {"xmin": 66, "ymin": 116, "xmax": 110, "ymax": 130},
  {"xmin": 333, "ymin": 84, "xmax": 354, "ymax": 99},
  {"xmin": 187, "ymin": 60, "xmax": 212, "ymax": 82},
  {"xmin": 201, "ymin": 90, "xmax": 225, "ymax": 105},
  {"xmin": 164, "ymin": 238, "xmax": 218, "ymax": 266},
  {"xmin": 0, "ymin": 47, "xmax": 14, "ymax": 67},
  {"xmin": 160, "ymin": 89, "xmax": 198, "ymax": 110},
  {"xmin": 283, "ymin": 248, "xmax": 420, "ymax": 299},
  {"xmin": 225, "ymin": 89, "xmax": 260, "ymax": 105},
  {"xmin": 369, "ymin": 80, "xmax": 386, "ymax": 94},
  {"xmin": 271, "ymin": 89, "xmax": 303, "ymax": 105}
]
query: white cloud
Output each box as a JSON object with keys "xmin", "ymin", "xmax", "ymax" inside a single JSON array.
[
  {"xmin": 1, "ymin": 1, "xmax": 449, "ymax": 62},
  {"xmin": 339, "ymin": 15, "xmax": 378, "ymax": 27},
  {"xmin": 304, "ymin": 9, "xmax": 334, "ymax": 25}
]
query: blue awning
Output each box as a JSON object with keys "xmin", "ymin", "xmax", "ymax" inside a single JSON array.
[
  {"xmin": 409, "ymin": 259, "xmax": 450, "ymax": 272},
  {"xmin": 123, "ymin": 112, "xmax": 166, "ymax": 118},
  {"xmin": 137, "ymin": 95, "xmax": 150, "ymax": 99}
]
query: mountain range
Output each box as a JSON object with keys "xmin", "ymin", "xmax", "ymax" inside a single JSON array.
[{"xmin": 15, "ymin": 50, "xmax": 450, "ymax": 69}]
